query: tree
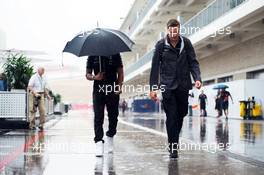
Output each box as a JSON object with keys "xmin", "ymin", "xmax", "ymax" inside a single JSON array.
[{"xmin": 2, "ymin": 54, "xmax": 34, "ymax": 90}]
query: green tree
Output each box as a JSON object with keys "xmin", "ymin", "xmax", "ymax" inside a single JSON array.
[{"xmin": 2, "ymin": 54, "xmax": 34, "ymax": 90}]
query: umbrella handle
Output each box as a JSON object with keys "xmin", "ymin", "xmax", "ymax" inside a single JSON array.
[{"xmin": 99, "ymin": 56, "xmax": 101, "ymax": 72}]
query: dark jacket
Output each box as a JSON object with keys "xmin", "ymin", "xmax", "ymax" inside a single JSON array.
[
  {"xmin": 86, "ymin": 54, "xmax": 123, "ymax": 91},
  {"xmin": 149, "ymin": 35, "xmax": 201, "ymax": 91}
]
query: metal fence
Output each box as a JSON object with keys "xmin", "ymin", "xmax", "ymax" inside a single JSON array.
[
  {"xmin": 182, "ymin": 0, "xmax": 247, "ymax": 36},
  {"xmin": 128, "ymin": 0, "xmax": 157, "ymax": 36},
  {"xmin": 125, "ymin": 50, "xmax": 154, "ymax": 76},
  {"xmin": 0, "ymin": 91, "xmax": 28, "ymax": 119},
  {"xmin": 128, "ymin": 0, "xmax": 247, "ymax": 37},
  {"xmin": 0, "ymin": 91, "xmax": 54, "ymax": 120}
]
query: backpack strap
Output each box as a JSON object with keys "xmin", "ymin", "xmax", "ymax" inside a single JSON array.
[
  {"xmin": 157, "ymin": 38, "xmax": 165, "ymax": 63},
  {"xmin": 182, "ymin": 37, "xmax": 190, "ymax": 53},
  {"xmin": 154, "ymin": 39, "xmax": 165, "ymax": 88},
  {"xmin": 157, "ymin": 36, "xmax": 191, "ymax": 64}
]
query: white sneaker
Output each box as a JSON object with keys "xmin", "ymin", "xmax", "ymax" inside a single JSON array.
[
  {"xmin": 95, "ymin": 141, "xmax": 104, "ymax": 157},
  {"xmin": 106, "ymin": 136, "xmax": 114, "ymax": 153}
]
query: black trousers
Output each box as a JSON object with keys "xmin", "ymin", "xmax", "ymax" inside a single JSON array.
[
  {"xmin": 93, "ymin": 91, "xmax": 120, "ymax": 143},
  {"xmin": 162, "ymin": 88, "xmax": 189, "ymax": 145}
]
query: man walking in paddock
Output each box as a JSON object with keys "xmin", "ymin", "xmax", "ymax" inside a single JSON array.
[
  {"xmin": 149, "ymin": 19, "xmax": 202, "ymax": 159},
  {"xmin": 86, "ymin": 54, "xmax": 124, "ymax": 157}
]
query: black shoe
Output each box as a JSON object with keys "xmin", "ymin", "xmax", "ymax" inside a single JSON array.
[
  {"xmin": 169, "ymin": 150, "xmax": 178, "ymax": 159},
  {"xmin": 168, "ymin": 143, "xmax": 179, "ymax": 159},
  {"xmin": 38, "ymin": 126, "xmax": 44, "ymax": 131}
]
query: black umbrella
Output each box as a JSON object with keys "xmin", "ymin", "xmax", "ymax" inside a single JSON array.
[{"xmin": 63, "ymin": 28, "xmax": 134, "ymax": 57}]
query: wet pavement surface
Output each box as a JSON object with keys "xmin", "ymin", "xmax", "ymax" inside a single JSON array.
[
  {"xmin": 0, "ymin": 110, "xmax": 264, "ymax": 174},
  {"xmin": 121, "ymin": 112, "xmax": 264, "ymax": 163}
]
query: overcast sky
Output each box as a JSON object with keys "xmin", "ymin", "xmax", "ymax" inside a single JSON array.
[{"xmin": 0, "ymin": 0, "xmax": 134, "ymax": 61}]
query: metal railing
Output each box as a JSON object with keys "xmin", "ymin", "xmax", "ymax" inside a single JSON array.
[
  {"xmin": 125, "ymin": 50, "xmax": 154, "ymax": 76},
  {"xmin": 0, "ymin": 91, "xmax": 54, "ymax": 119},
  {"xmin": 128, "ymin": 0, "xmax": 247, "ymax": 37},
  {"xmin": 125, "ymin": 0, "xmax": 248, "ymax": 77},
  {"xmin": 128, "ymin": 0, "xmax": 157, "ymax": 36},
  {"xmin": 0, "ymin": 91, "xmax": 28, "ymax": 119},
  {"xmin": 182, "ymin": 0, "xmax": 247, "ymax": 36}
]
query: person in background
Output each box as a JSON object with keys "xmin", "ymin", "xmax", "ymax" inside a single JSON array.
[
  {"xmin": 0, "ymin": 73, "xmax": 7, "ymax": 91},
  {"xmin": 121, "ymin": 99, "xmax": 127, "ymax": 114},
  {"xmin": 27, "ymin": 67, "xmax": 51, "ymax": 130},
  {"xmin": 215, "ymin": 90, "xmax": 222, "ymax": 117},
  {"xmin": 188, "ymin": 91, "xmax": 194, "ymax": 116},
  {"xmin": 127, "ymin": 97, "xmax": 133, "ymax": 112},
  {"xmin": 221, "ymin": 88, "xmax": 233, "ymax": 119},
  {"xmin": 198, "ymin": 90, "xmax": 207, "ymax": 117}
]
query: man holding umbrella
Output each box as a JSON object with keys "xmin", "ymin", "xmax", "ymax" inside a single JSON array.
[
  {"xmin": 86, "ymin": 54, "xmax": 124, "ymax": 157},
  {"xmin": 149, "ymin": 19, "xmax": 202, "ymax": 159},
  {"xmin": 213, "ymin": 84, "xmax": 233, "ymax": 119},
  {"xmin": 64, "ymin": 28, "xmax": 133, "ymax": 157}
]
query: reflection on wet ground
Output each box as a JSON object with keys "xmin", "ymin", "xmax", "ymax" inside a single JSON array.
[
  {"xmin": 0, "ymin": 111, "xmax": 264, "ymax": 174},
  {"xmin": 121, "ymin": 113, "xmax": 264, "ymax": 162}
]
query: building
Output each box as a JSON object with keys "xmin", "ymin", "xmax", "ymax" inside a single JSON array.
[{"xmin": 120, "ymin": 0, "xmax": 264, "ymax": 118}]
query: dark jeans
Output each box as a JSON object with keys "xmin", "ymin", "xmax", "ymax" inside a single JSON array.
[
  {"xmin": 162, "ymin": 88, "xmax": 189, "ymax": 145},
  {"xmin": 93, "ymin": 91, "xmax": 120, "ymax": 143}
]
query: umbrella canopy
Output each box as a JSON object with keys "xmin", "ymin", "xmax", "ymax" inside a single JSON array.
[
  {"xmin": 213, "ymin": 84, "xmax": 229, "ymax": 89},
  {"xmin": 63, "ymin": 28, "xmax": 134, "ymax": 57}
]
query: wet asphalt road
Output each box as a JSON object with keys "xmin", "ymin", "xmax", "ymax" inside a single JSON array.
[{"xmin": 0, "ymin": 110, "xmax": 264, "ymax": 175}]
